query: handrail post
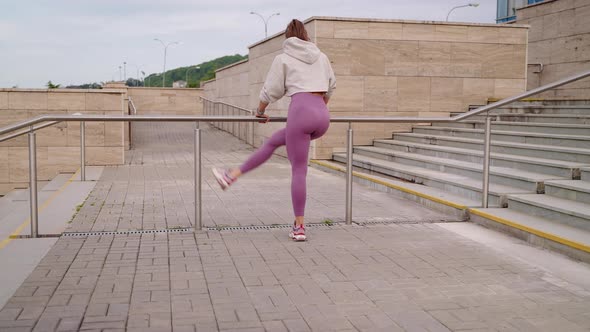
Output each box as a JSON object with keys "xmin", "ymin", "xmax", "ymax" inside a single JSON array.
[
  {"xmin": 80, "ymin": 121, "xmax": 86, "ymax": 181},
  {"xmin": 346, "ymin": 122, "xmax": 353, "ymax": 225},
  {"xmin": 482, "ymin": 116, "xmax": 492, "ymax": 208},
  {"xmin": 233, "ymin": 108, "xmax": 237, "ymax": 136},
  {"xmin": 28, "ymin": 128, "xmax": 39, "ymax": 238},
  {"xmin": 194, "ymin": 122, "xmax": 202, "ymax": 231}
]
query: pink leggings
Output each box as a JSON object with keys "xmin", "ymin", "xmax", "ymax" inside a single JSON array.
[{"xmin": 239, "ymin": 93, "xmax": 330, "ymax": 216}]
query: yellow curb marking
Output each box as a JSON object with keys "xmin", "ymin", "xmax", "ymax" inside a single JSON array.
[
  {"xmin": 470, "ymin": 208, "xmax": 590, "ymax": 254},
  {"xmin": 0, "ymin": 170, "xmax": 79, "ymax": 250}
]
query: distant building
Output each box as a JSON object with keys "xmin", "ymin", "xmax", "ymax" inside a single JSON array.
[
  {"xmin": 497, "ymin": 0, "xmax": 546, "ymax": 23},
  {"xmin": 102, "ymin": 81, "xmax": 127, "ymax": 89},
  {"xmin": 173, "ymin": 80, "xmax": 187, "ymax": 88}
]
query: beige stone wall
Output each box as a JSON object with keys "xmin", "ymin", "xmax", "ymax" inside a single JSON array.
[
  {"xmin": 314, "ymin": 18, "xmax": 528, "ymax": 158},
  {"xmin": 516, "ymin": 0, "xmax": 590, "ymax": 98},
  {"xmin": 127, "ymin": 87, "xmax": 203, "ymax": 115},
  {"xmin": 0, "ymin": 89, "xmax": 126, "ymax": 194},
  {"xmin": 204, "ymin": 17, "xmax": 528, "ymax": 159}
]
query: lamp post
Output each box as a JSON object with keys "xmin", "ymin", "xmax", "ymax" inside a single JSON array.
[
  {"xmin": 154, "ymin": 38, "xmax": 181, "ymax": 87},
  {"xmin": 250, "ymin": 11, "xmax": 280, "ymax": 38},
  {"xmin": 446, "ymin": 3, "xmax": 479, "ymax": 21},
  {"xmin": 118, "ymin": 66, "xmax": 122, "ymax": 81},
  {"xmin": 123, "ymin": 61, "xmax": 127, "ymax": 81},
  {"xmin": 128, "ymin": 63, "xmax": 143, "ymax": 85},
  {"xmin": 186, "ymin": 66, "xmax": 201, "ymax": 88}
]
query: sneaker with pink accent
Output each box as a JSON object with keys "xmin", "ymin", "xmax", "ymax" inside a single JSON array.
[
  {"xmin": 212, "ymin": 168, "xmax": 236, "ymax": 190},
  {"xmin": 289, "ymin": 224, "xmax": 306, "ymax": 241}
]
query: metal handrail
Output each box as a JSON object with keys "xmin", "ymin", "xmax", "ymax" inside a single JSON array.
[
  {"xmin": 200, "ymin": 97, "xmax": 253, "ymax": 114},
  {"xmin": 128, "ymin": 96, "xmax": 137, "ymax": 115},
  {"xmin": 1, "ymin": 69, "xmax": 589, "ymax": 238},
  {"xmin": 0, "ymin": 121, "xmax": 59, "ymax": 143}
]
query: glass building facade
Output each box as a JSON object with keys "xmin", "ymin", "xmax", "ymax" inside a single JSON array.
[{"xmin": 497, "ymin": 0, "xmax": 547, "ymax": 23}]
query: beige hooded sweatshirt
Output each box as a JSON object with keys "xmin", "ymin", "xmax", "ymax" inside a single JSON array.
[{"xmin": 259, "ymin": 37, "xmax": 336, "ymax": 104}]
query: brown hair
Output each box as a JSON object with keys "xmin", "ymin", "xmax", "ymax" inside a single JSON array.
[{"xmin": 285, "ymin": 19, "xmax": 309, "ymax": 41}]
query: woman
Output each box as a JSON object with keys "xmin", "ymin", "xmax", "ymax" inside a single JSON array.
[{"xmin": 212, "ymin": 19, "xmax": 336, "ymax": 242}]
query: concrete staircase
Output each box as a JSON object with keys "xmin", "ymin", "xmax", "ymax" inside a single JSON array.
[{"xmin": 319, "ymin": 101, "xmax": 590, "ymax": 261}]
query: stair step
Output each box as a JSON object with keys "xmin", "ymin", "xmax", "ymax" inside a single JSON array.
[
  {"xmin": 354, "ymin": 146, "xmax": 565, "ymax": 192},
  {"xmin": 311, "ymin": 159, "xmax": 481, "ymax": 208},
  {"xmin": 477, "ymin": 121, "xmax": 590, "ymax": 136},
  {"xmin": 434, "ymin": 121, "xmax": 590, "ymax": 135},
  {"xmin": 333, "ymin": 152, "xmax": 531, "ymax": 206},
  {"xmin": 508, "ymin": 194, "xmax": 590, "ymax": 231},
  {"xmin": 392, "ymin": 133, "xmax": 590, "ymax": 163},
  {"xmin": 0, "ymin": 189, "xmax": 28, "ymax": 211},
  {"xmin": 466, "ymin": 105, "xmax": 590, "ymax": 115},
  {"xmin": 448, "ymin": 113, "xmax": 590, "ymax": 125},
  {"xmin": 411, "ymin": 126, "xmax": 590, "ymax": 148},
  {"xmin": 470, "ymin": 208, "xmax": 590, "ymax": 256},
  {"xmin": 545, "ymin": 180, "xmax": 590, "ymax": 204},
  {"xmin": 373, "ymin": 139, "xmax": 587, "ymax": 179}
]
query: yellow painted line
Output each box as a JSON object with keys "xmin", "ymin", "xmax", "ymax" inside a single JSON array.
[
  {"xmin": 310, "ymin": 160, "xmax": 468, "ymax": 210},
  {"xmin": 469, "ymin": 208, "xmax": 590, "ymax": 254},
  {"xmin": 0, "ymin": 170, "xmax": 79, "ymax": 249}
]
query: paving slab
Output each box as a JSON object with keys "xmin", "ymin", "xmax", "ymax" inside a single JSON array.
[
  {"xmin": 1, "ymin": 123, "xmax": 589, "ymax": 331},
  {"xmin": 0, "ymin": 167, "xmax": 102, "ymax": 310}
]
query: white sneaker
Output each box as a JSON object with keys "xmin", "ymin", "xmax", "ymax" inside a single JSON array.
[
  {"xmin": 212, "ymin": 168, "xmax": 236, "ymax": 190},
  {"xmin": 289, "ymin": 225, "xmax": 306, "ymax": 241}
]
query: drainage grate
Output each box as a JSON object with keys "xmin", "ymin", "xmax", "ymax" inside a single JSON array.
[
  {"xmin": 62, "ymin": 228, "xmax": 194, "ymax": 237},
  {"xmin": 207, "ymin": 222, "xmax": 340, "ymax": 231},
  {"xmin": 353, "ymin": 218, "xmax": 463, "ymax": 225}
]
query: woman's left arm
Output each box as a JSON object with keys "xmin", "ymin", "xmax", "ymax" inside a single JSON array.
[{"xmin": 259, "ymin": 57, "xmax": 286, "ymax": 104}]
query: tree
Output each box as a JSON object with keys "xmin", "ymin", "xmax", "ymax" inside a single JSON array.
[
  {"xmin": 46, "ymin": 81, "xmax": 61, "ymax": 89},
  {"xmin": 125, "ymin": 78, "xmax": 144, "ymax": 87}
]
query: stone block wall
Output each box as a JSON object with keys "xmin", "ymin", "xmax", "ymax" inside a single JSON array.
[
  {"xmin": 516, "ymin": 0, "xmax": 590, "ymax": 98},
  {"xmin": 127, "ymin": 87, "xmax": 203, "ymax": 115},
  {"xmin": 205, "ymin": 16, "xmax": 529, "ymax": 159},
  {"xmin": 0, "ymin": 89, "xmax": 126, "ymax": 194}
]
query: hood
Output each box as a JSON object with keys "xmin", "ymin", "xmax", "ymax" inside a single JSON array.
[{"xmin": 283, "ymin": 37, "xmax": 321, "ymax": 64}]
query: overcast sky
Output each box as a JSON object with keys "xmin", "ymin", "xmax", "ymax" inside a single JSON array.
[{"xmin": 0, "ymin": 0, "xmax": 497, "ymax": 88}]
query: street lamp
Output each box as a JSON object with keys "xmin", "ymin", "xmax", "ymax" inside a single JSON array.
[
  {"xmin": 154, "ymin": 38, "xmax": 181, "ymax": 87},
  {"xmin": 128, "ymin": 63, "xmax": 143, "ymax": 83},
  {"xmin": 118, "ymin": 66, "xmax": 122, "ymax": 81},
  {"xmin": 250, "ymin": 11, "xmax": 280, "ymax": 38},
  {"xmin": 186, "ymin": 66, "xmax": 201, "ymax": 88},
  {"xmin": 123, "ymin": 61, "xmax": 127, "ymax": 81},
  {"xmin": 446, "ymin": 3, "xmax": 479, "ymax": 21}
]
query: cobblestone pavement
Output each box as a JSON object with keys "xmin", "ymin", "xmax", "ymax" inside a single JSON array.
[{"xmin": 1, "ymin": 123, "xmax": 590, "ymax": 331}]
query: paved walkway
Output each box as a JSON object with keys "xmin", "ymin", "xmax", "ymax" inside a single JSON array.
[{"xmin": 1, "ymin": 123, "xmax": 590, "ymax": 332}]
